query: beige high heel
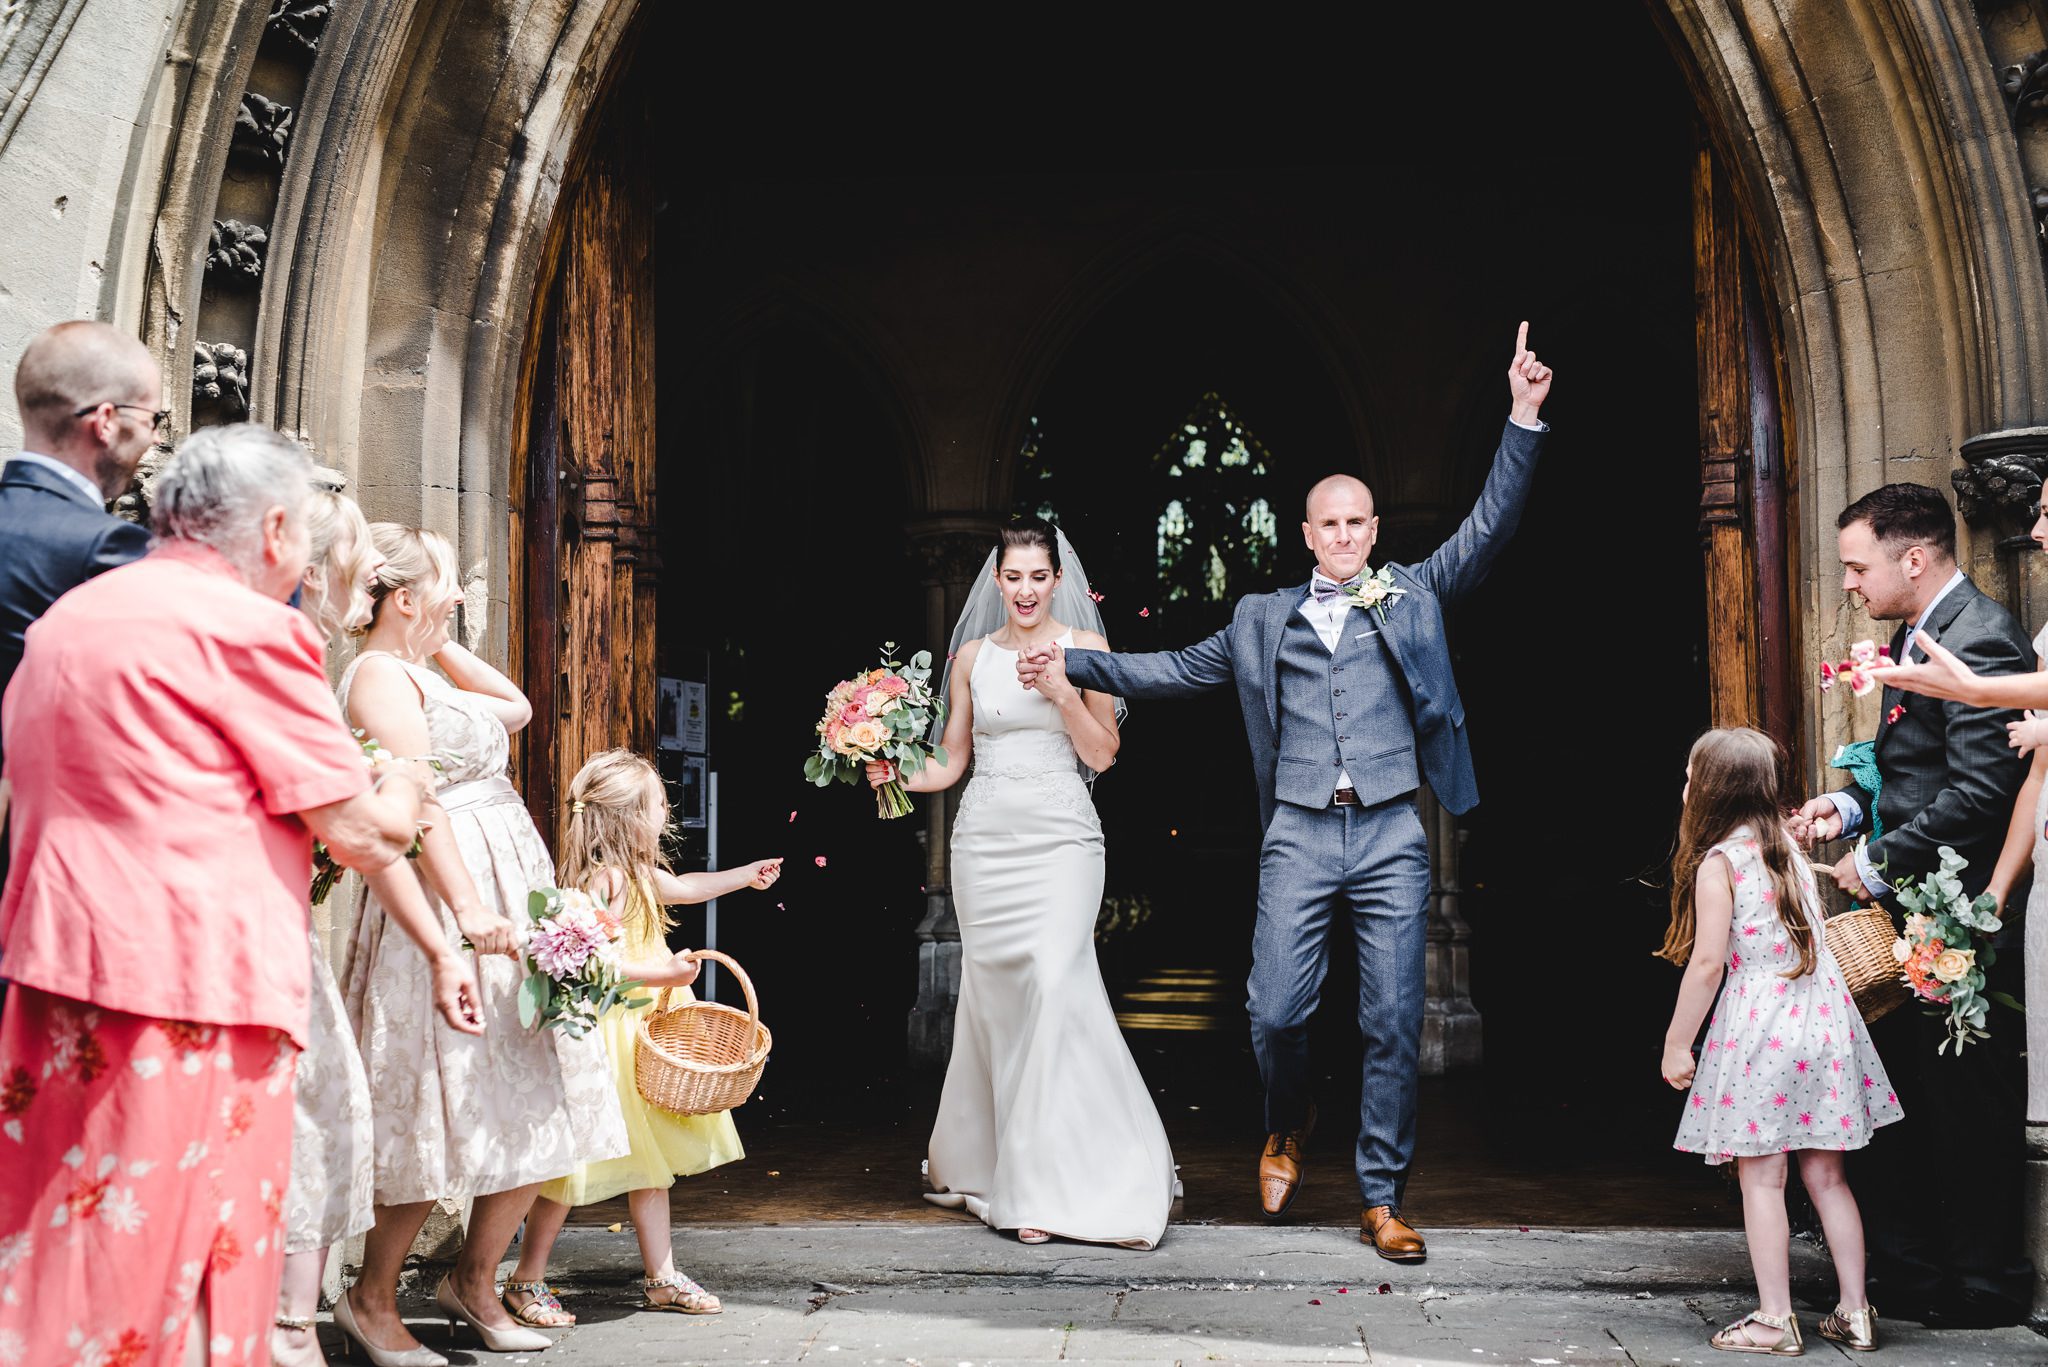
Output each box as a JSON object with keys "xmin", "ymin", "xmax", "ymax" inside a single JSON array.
[
  {"xmin": 433, "ymin": 1274, "xmax": 551, "ymax": 1352},
  {"xmin": 331, "ymin": 1288, "xmax": 450, "ymax": 1367}
]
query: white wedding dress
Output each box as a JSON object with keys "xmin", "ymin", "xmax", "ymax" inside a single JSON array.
[{"xmin": 924, "ymin": 631, "xmax": 1179, "ymax": 1248}]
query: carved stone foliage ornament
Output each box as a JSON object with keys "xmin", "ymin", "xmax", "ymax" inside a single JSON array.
[
  {"xmin": 206, "ymin": 219, "xmax": 267, "ymax": 285},
  {"xmin": 1953, "ymin": 428, "xmax": 2048, "ymax": 529},
  {"xmin": 193, "ymin": 341, "xmax": 250, "ymax": 418},
  {"xmin": 231, "ymin": 93, "xmax": 294, "ymax": 170},
  {"xmin": 2003, "ymin": 49, "xmax": 2048, "ymax": 124},
  {"xmin": 266, "ymin": 1, "xmax": 332, "ymax": 56}
]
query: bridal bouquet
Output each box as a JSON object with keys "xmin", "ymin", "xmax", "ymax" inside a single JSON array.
[
  {"xmin": 1890, "ymin": 845, "xmax": 2022, "ymax": 1054},
  {"xmin": 309, "ymin": 732, "xmax": 438, "ymax": 905},
  {"xmin": 515, "ymin": 886, "xmax": 650, "ymax": 1036},
  {"xmin": 803, "ymin": 642, "xmax": 947, "ymax": 818},
  {"xmin": 1818, "ymin": 639, "xmax": 1892, "ymax": 698}
]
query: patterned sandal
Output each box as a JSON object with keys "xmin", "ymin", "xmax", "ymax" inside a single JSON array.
[
  {"xmin": 1817, "ymin": 1304, "xmax": 1878, "ymax": 1352},
  {"xmin": 502, "ymin": 1279, "xmax": 577, "ymax": 1328},
  {"xmin": 1711, "ymin": 1309, "xmax": 1803, "ymax": 1356},
  {"xmin": 643, "ymin": 1273, "xmax": 722, "ymax": 1315}
]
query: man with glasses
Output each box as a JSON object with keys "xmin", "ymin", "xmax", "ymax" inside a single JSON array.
[
  {"xmin": 1795, "ymin": 481, "xmax": 2034, "ymax": 1326},
  {"xmin": 0, "ymin": 321, "xmax": 158, "ymax": 776}
]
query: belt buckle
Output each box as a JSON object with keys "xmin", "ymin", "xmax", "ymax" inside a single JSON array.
[{"xmin": 1333, "ymin": 787, "xmax": 1360, "ymax": 807}]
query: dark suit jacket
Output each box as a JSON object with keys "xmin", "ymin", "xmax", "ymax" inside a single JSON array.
[
  {"xmin": 0, "ymin": 459, "xmax": 149, "ymax": 770},
  {"xmin": 1830, "ymin": 575, "xmax": 2033, "ymax": 899},
  {"xmin": 1062, "ymin": 419, "xmax": 1543, "ymax": 828}
]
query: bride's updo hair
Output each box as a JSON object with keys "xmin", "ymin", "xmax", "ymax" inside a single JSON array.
[{"xmin": 997, "ymin": 518, "xmax": 1062, "ymax": 573}]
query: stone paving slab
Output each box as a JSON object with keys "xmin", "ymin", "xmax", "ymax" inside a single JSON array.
[{"xmin": 326, "ymin": 1225, "xmax": 2048, "ymax": 1366}]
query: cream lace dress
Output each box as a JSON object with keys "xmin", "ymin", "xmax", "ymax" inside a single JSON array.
[{"xmin": 338, "ymin": 651, "xmax": 626, "ymax": 1203}]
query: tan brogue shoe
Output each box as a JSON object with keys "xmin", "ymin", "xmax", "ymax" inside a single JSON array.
[
  {"xmin": 1257, "ymin": 1105, "xmax": 1315, "ymax": 1218},
  {"xmin": 1360, "ymin": 1205, "xmax": 1427, "ymax": 1262}
]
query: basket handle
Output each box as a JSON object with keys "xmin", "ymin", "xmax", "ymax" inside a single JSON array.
[{"xmin": 655, "ymin": 949, "xmax": 758, "ymax": 1031}]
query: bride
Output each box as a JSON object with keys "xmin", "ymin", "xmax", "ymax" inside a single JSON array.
[{"xmin": 866, "ymin": 519, "xmax": 1178, "ymax": 1248}]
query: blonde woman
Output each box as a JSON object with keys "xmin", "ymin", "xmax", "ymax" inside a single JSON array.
[
  {"xmin": 504, "ymin": 749, "xmax": 780, "ymax": 1325},
  {"xmin": 273, "ymin": 485, "xmax": 485, "ymax": 1367},
  {"xmin": 336, "ymin": 526, "xmax": 627, "ymax": 1362}
]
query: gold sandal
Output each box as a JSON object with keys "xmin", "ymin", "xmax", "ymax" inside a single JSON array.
[
  {"xmin": 1711, "ymin": 1309, "xmax": 1803, "ymax": 1356},
  {"xmin": 643, "ymin": 1273, "xmax": 721, "ymax": 1315},
  {"xmin": 502, "ymin": 1279, "xmax": 576, "ymax": 1328},
  {"xmin": 1818, "ymin": 1304, "xmax": 1878, "ymax": 1352}
]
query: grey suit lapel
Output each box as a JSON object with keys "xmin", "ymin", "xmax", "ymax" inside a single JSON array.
[{"xmin": 1263, "ymin": 588, "xmax": 1302, "ymax": 733}]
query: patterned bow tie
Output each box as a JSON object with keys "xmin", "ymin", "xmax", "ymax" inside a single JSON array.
[{"xmin": 1310, "ymin": 574, "xmax": 1361, "ymax": 604}]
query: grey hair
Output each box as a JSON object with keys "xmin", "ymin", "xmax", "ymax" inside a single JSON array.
[{"xmin": 152, "ymin": 423, "xmax": 316, "ymax": 574}]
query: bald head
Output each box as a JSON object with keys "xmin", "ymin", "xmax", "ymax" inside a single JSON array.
[
  {"xmin": 1301, "ymin": 471, "xmax": 1379, "ymax": 583},
  {"xmin": 1305, "ymin": 473, "xmax": 1372, "ymax": 522},
  {"xmin": 14, "ymin": 320, "xmax": 161, "ymax": 498}
]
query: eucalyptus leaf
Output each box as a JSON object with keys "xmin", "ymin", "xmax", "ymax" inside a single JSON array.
[{"xmin": 518, "ymin": 973, "xmax": 549, "ymax": 1030}]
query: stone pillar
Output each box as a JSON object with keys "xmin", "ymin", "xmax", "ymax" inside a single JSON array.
[
  {"xmin": 1951, "ymin": 427, "xmax": 2048, "ymax": 1318},
  {"xmin": 904, "ymin": 516, "xmax": 1002, "ymax": 1068},
  {"xmin": 1417, "ymin": 786, "xmax": 1481, "ymax": 1074}
]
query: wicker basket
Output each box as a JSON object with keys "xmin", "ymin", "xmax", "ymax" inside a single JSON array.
[
  {"xmin": 1823, "ymin": 900, "xmax": 1910, "ymax": 1024},
  {"xmin": 634, "ymin": 950, "xmax": 771, "ymax": 1116}
]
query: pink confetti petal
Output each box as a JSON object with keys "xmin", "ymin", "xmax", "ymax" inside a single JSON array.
[
  {"xmin": 1087, "ymin": 590, "xmax": 1105, "ymax": 603},
  {"xmin": 1138, "ymin": 607, "xmax": 1150, "ymax": 618},
  {"xmin": 788, "ymin": 811, "xmax": 798, "ymax": 823},
  {"xmin": 813, "ymin": 856, "xmax": 827, "ymax": 868}
]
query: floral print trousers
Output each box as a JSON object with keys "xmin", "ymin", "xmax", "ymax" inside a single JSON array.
[{"xmin": 0, "ymin": 986, "xmax": 297, "ymax": 1367}]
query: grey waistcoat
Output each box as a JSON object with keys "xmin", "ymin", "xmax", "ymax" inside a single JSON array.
[{"xmin": 1273, "ymin": 602, "xmax": 1419, "ymax": 810}]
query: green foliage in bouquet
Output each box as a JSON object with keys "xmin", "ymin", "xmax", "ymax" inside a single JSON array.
[
  {"xmin": 1892, "ymin": 845, "xmax": 2023, "ymax": 1055},
  {"xmin": 514, "ymin": 886, "xmax": 651, "ymax": 1037},
  {"xmin": 803, "ymin": 642, "xmax": 949, "ymax": 819}
]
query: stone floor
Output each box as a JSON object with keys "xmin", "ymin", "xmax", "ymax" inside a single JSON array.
[{"xmin": 325, "ymin": 1225, "xmax": 2046, "ymax": 1366}]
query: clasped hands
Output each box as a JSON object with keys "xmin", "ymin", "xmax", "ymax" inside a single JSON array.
[{"xmin": 1014, "ymin": 641, "xmax": 1075, "ymax": 700}]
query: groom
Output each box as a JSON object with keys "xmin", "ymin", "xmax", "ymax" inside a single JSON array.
[{"xmin": 1021, "ymin": 324, "xmax": 1551, "ymax": 1260}]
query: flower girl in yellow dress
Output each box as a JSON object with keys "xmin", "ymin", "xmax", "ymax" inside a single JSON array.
[{"xmin": 505, "ymin": 748, "xmax": 782, "ymax": 1325}]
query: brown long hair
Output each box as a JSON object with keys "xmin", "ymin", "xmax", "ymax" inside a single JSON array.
[
  {"xmin": 1657, "ymin": 727, "xmax": 1817, "ymax": 978},
  {"xmin": 558, "ymin": 749, "xmax": 673, "ymax": 936}
]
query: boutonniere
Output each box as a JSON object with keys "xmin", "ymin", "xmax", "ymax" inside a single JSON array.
[
  {"xmin": 1886, "ymin": 703, "xmax": 1906, "ymax": 726},
  {"xmin": 1339, "ymin": 566, "xmax": 1407, "ymax": 625}
]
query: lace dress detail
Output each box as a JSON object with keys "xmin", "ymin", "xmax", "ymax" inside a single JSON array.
[{"xmin": 335, "ymin": 651, "xmax": 626, "ymax": 1203}]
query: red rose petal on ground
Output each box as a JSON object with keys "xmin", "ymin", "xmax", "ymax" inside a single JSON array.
[
  {"xmin": 1336, "ymin": 1287, "xmax": 1348, "ymax": 1294},
  {"xmin": 1376, "ymin": 1283, "xmax": 1391, "ymax": 1294},
  {"xmin": 1307, "ymin": 1298, "xmax": 1321, "ymax": 1305},
  {"xmin": 1518, "ymin": 1225, "xmax": 1530, "ymax": 1232},
  {"xmin": 814, "ymin": 856, "xmax": 827, "ymax": 868}
]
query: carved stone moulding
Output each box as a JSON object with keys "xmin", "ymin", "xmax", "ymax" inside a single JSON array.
[
  {"xmin": 193, "ymin": 341, "xmax": 251, "ymax": 419},
  {"xmin": 231, "ymin": 93, "xmax": 295, "ymax": 171},
  {"xmin": 906, "ymin": 515, "xmax": 1004, "ymax": 587},
  {"xmin": 205, "ymin": 219, "xmax": 268, "ymax": 285},
  {"xmin": 1954, "ymin": 428, "xmax": 2048, "ymax": 538},
  {"xmin": 267, "ymin": 1, "xmax": 333, "ymax": 57}
]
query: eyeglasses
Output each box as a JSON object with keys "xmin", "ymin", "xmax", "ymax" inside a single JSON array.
[{"xmin": 72, "ymin": 402, "xmax": 171, "ymax": 433}]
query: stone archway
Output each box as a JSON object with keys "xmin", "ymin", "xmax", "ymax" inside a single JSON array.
[{"xmin": 1661, "ymin": 0, "xmax": 2048, "ymax": 1314}]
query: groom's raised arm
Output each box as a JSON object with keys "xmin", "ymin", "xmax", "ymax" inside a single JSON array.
[
  {"xmin": 1413, "ymin": 322, "xmax": 1552, "ymax": 604},
  {"xmin": 1057, "ymin": 624, "xmax": 1236, "ymax": 700}
]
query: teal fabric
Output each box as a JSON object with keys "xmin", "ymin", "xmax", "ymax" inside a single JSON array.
[{"xmin": 1829, "ymin": 741, "xmax": 1883, "ymax": 841}]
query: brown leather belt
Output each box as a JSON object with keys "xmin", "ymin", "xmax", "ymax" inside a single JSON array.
[{"xmin": 1332, "ymin": 787, "xmax": 1361, "ymax": 807}]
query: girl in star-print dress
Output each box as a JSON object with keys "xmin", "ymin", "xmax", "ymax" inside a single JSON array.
[{"xmin": 1658, "ymin": 728, "xmax": 1902, "ymax": 1355}]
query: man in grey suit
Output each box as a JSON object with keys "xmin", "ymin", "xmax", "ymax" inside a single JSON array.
[
  {"xmin": 0, "ymin": 322, "xmax": 159, "ymax": 777},
  {"xmin": 1020, "ymin": 325, "xmax": 1552, "ymax": 1260},
  {"xmin": 1795, "ymin": 483, "xmax": 2034, "ymax": 1325}
]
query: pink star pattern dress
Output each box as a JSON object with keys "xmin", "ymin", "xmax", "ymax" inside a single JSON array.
[{"xmin": 1673, "ymin": 825, "xmax": 1904, "ymax": 1163}]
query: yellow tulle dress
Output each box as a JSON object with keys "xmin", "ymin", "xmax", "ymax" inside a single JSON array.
[{"xmin": 537, "ymin": 876, "xmax": 743, "ymax": 1206}]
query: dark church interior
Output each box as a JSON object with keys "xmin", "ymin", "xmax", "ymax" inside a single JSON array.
[{"xmin": 581, "ymin": 6, "xmax": 1740, "ymax": 1228}]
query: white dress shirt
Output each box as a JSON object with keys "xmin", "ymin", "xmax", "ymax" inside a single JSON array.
[{"xmin": 6, "ymin": 451, "xmax": 103, "ymax": 507}]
